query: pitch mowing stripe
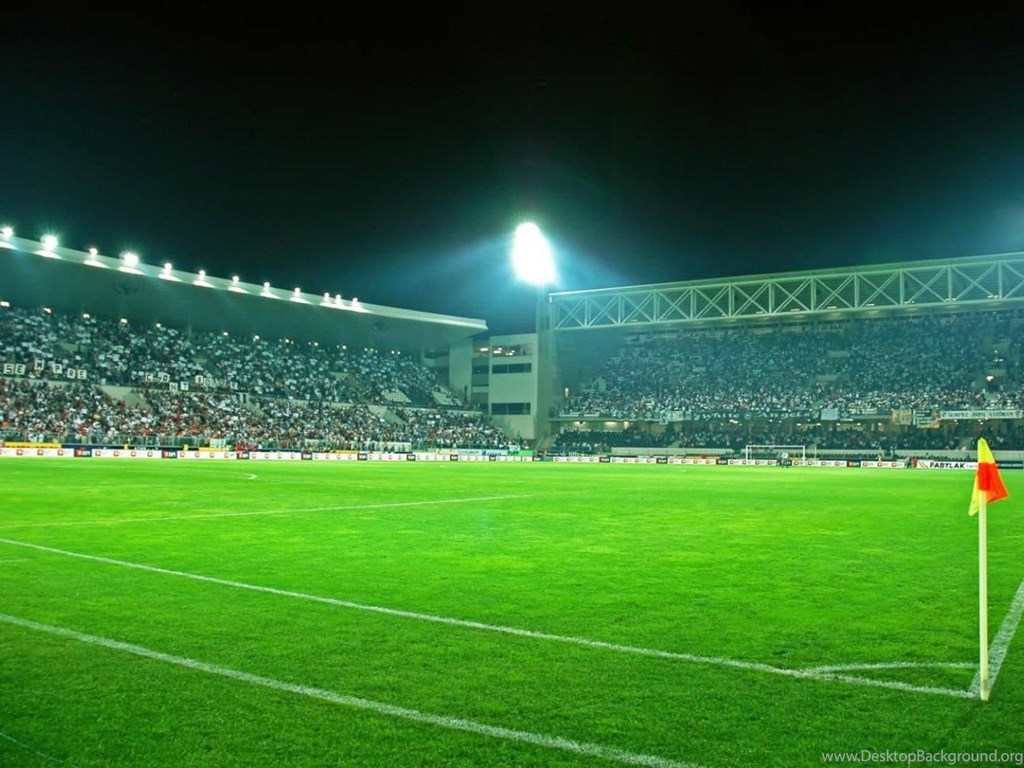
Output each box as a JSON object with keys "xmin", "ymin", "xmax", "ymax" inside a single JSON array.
[
  {"xmin": 0, "ymin": 612, "xmax": 706, "ymax": 768},
  {"xmin": 0, "ymin": 538, "xmax": 973, "ymax": 698},
  {"xmin": 0, "ymin": 494, "xmax": 532, "ymax": 529},
  {"xmin": 969, "ymin": 577, "xmax": 1024, "ymax": 697}
]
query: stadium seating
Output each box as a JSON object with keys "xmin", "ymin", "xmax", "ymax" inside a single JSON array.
[{"xmin": 0, "ymin": 305, "xmax": 511, "ymax": 450}]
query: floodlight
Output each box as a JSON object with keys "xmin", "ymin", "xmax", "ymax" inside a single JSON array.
[
  {"xmin": 511, "ymin": 222, "xmax": 555, "ymax": 286},
  {"xmin": 84, "ymin": 247, "xmax": 107, "ymax": 268},
  {"xmin": 122, "ymin": 251, "xmax": 139, "ymax": 268},
  {"xmin": 41, "ymin": 234, "xmax": 58, "ymax": 251},
  {"xmin": 164, "ymin": 262, "xmax": 173, "ymax": 271},
  {"xmin": 1, "ymin": 226, "xmax": 12, "ymax": 239}
]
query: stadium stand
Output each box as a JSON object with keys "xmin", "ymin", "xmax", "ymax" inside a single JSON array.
[
  {"xmin": 5, "ymin": 303, "xmax": 1024, "ymax": 453},
  {"xmin": 551, "ymin": 310, "xmax": 1024, "ymax": 453},
  {"xmin": 0, "ymin": 305, "xmax": 512, "ymax": 450}
]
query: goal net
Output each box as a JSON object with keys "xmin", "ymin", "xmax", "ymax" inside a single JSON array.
[{"xmin": 743, "ymin": 444, "xmax": 806, "ymax": 464}]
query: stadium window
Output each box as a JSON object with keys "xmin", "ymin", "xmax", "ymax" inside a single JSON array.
[
  {"xmin": 491, "ymin": 402, "xmax": 531, "ymax": 415},
  {"xmin": 492, "ymin": 363, "xmax": 532, "ymax": 374}
]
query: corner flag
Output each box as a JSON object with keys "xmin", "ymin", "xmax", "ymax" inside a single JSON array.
[
  {"xmin": 971, "ymin": 437, "xmax": 1009, "ymax": 701},
  {"xmin": 969, "ymin": 438, "xmax": 1009, "ymax": 516}
]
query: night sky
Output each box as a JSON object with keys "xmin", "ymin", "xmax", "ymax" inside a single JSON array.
[{"xmin": 3, "ymin": 6, "xmax": 1024, "ymax": 333}]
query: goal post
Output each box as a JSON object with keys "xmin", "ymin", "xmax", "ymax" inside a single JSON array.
[{"xmin": 743, "ymin": 444, "xmax": 806, "ymax": 464}]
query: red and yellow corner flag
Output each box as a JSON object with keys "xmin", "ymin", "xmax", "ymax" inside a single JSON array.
[{"xmin": 969, "ymin": 438, "xmax": 1009, "ymax": 516}]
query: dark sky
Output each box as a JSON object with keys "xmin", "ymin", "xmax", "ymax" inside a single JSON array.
[{"xmin": 3, "ymin": 6, "xmax": 1024, "ymax": 333}]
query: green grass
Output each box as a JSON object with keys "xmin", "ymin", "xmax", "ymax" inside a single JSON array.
[{"xmin": 0, "ymin": 460, "xmax": 1022, "ymax": 767}]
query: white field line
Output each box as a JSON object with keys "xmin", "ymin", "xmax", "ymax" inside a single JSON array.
[
  {"xmin": 970, "ymin": 576, "xmax": 1024, "ymax": 697},
  {"xmin": 0, "ymin": 729, "xmax": 70, "ymax": 765},
  {"xmin": 0, "ymin": 495, "xmax": 531, "ymax": 529},
  {"xmin": 0, "ymin": 537, "xmax": 973, "ymax": 699},
  {"xmin": 0, "ymin": 558, "xmax": 31, "ymax": 563},
  {"xmin": 803, "ymin": 662, "xmax": 976, "ymax": 674},
  {"xmin": 0, "ymin": 612, "xmax": 706, "ymax": 768}
]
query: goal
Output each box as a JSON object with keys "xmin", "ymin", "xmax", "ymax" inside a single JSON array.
[{"xmin": 743, "ymin": 444, "xmax": 806, "ymax": 464}]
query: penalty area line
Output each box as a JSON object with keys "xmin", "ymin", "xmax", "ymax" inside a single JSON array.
[
  {"xmin": 0, "ymin": 537, "xmax": 972, "ymax": 699},
  {"xmin": 0, "ymin": 612, "xmax": 706, "ymax": 768}
]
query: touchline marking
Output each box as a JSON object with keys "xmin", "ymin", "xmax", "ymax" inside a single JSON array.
[
  {"xmin": 0, "ymin": 495, "xmax": 531, "ymax": 529},
  {"xmin": 0, "ymin": 613, "xmax": 705, "ymax": 768},
  {"xmin": 0, "ymin": 537, "xmax": 973, "ymax": 699},
  {"xmin": 970, "ymin": 576, "xmax": 1024, "ymax": 697}
]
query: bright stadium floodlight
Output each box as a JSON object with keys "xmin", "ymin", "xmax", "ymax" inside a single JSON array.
[
  {"xmin": 38, "ymin": 234, "xmax": 60, "ymax": 258},
  {"xmin": 511, "ymin": 222, "xmax": 555, "ymax": 286},
  {"xmin": 0, "ymin": 227, "xmax": 12, "ymax": 249},
  {"xmin": 120, "ymin": 251, "xmax": 143, "ymax": 274}
]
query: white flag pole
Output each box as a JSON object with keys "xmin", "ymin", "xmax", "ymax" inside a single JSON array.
[{"xmin": 979, "ymin": 489, "xmax": 990, "ymax": 701}]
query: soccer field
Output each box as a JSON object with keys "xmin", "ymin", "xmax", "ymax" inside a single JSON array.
[{"xmin": 1, "ymin": 460, "xmax": 1022, "ymax": 767}]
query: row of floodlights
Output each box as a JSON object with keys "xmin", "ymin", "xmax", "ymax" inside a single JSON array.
[{"xmin": 0, "ymin": 227, "xmax": 361, "ymax": 307}]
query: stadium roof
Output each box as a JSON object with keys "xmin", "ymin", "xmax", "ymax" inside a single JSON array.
[
  {"xmin": 547, "ymin": 251, "xmax": 1024, "ymax": 331},
  {"xmin": 0, "ymin": 233, "xmax": 487, "ymax": 350}
]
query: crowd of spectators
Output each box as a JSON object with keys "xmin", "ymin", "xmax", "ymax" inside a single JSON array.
[
  {"xmin": 0, "ymin": 305, "xmax": 511, "ymax": 450},
  {"xmin": 8, "ymin": 303, "xmax": 1024, "ymax": 452},
  {"xmin": 558, "ymin": 313, "xmax": 1012, "ymax": 420}
]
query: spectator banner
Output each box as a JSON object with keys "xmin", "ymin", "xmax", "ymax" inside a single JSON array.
[
  {"xmin": 891, "ymin": 409, "xmax": 914, "ymax": 425},
  {"xmin": 820, "ymin": 407, "xmax": 840, "ymax": 421},
  {"xmin": 2, "ymin": 441, "xmax": 62, "ymax": 449},
  {"xmin": 939, "ymin": 409, "xmax": 1023, "ymax": 420},
  {"xmin": 692, "ymin": 410, "xmax": 815, "ymax": 421}
]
